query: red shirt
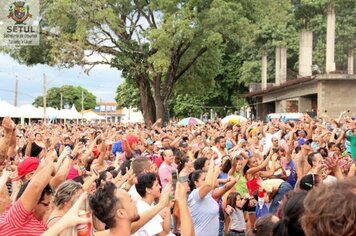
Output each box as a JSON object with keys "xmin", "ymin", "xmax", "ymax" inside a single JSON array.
[
  {"xmin": 154, "ymin": 156, "xmax": 163, "ymax": 168},
  {"xmin": 0, "ymin": 199, "xmax": 47, "ymax": 236}
]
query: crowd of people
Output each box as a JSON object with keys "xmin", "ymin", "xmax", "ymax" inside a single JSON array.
[{"xmin": 0, "ymin": 111, "xmax": 355, "ymax": 236}]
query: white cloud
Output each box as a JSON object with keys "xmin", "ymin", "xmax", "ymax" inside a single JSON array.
[{"xmin": 0, "ymin": 53, "xmax": 124, "ymax": 104}]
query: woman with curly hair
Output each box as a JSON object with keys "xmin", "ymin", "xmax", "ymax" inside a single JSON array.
[{"xmin": 301, "ymin": 177, "xmax": 356, "ymax": 236}]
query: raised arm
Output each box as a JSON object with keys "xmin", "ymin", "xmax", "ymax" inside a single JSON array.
[
  {"xmin": 212, "ymin": 175, "xmax": 240, "ymax": 200},
  {"xmin": 246, "ymin": 153, "xmax": 272, "ymax": 176},
  {"xmin": 25, "ymin": 138, "xmax": 33, "ymax": 157},
  {"xmin": 50, "ymin": 155, "xmax": 73, "ymax": 190},
  {"xmin": 81, "ymin": 134, "xmax": 102, "ymax": 163},
  {"xmin": 335, "ymin": 130, "xmax": 346, "ymax": 144},
  {"xmin": 336, "ymin": 110, "xmax": 348, "ymax": 124},
  {"xmin": 198, "ymin": 157, "xmax": 215, "ymax": 199},
  {"xmin": 0, "ymin": 170, "xmax": 10, "ymax": 198},
  {"xmin": 42, "ymin": 193, "xmax": 90, "ymax": 236},
  {"xmin": 0, "ymin": 117, "xmax": 15, "ymax": 165},
  {"xmin": 287, "ymin": 128, "xmax": 296, "ymax": 156},
  {"xmin": 347, "ymin": 163, "xmax": 355, "ymax": 178},
  {"xmin": 259, "ymin": 154, "xmax": 278, "ymax": 178},
  {"xmin": 98, "ymin": 131, "xmax": 109, "ymax": 166},
  {"xmin": 21, "ymin": 157, "xmax": 54, "ymax": 212},
  {"xmin": 175, "ymin": 182, "xmax": 195, "ymax": 236},
  {"xmin": 131, "ymin": 184, "xmax": 171, "ymax": 234}
]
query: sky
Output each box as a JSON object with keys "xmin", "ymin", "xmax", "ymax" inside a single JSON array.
[{"xmin": 0, "ymin": 53, "xmax": 123, "ymax": 106}]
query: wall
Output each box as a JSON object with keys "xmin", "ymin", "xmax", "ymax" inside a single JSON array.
[
  {"xmin": 251, "ymin": 74, "xmax": 356, "ymax": 120},
  {"xmin": 262, "ymin": 81, "xmax": 317, "ymax": 103},
  {"xmin": 318, "ymin": 78, "xmax": 356, "ymax": 118}
]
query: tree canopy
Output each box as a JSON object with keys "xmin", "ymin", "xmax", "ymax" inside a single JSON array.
[
  {"xmin": 3, "ymin": 0, "xmax": 355, "ymax": 122},
  {"xmin": 32, "ymin": 85, "xmax": 96, "ymax": 110}
]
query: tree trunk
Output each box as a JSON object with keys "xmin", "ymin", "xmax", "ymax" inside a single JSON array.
[
  {"xmin": 155, "ymin": 96, "xmax": 166, "ymax": 125},
  {"xmin": 137, "ymin": 76, "xmax": 156, "ymax": 126},
  {"xmin": 152, "ymin": 74, "xmax": 167, "ymax": 125}
]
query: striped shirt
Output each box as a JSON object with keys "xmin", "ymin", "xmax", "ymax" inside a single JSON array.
[{"xmin": 0, "ymin": 199, "xmax": 47, "ymax": 236}]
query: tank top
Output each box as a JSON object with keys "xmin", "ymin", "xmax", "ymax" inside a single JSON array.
[
  {"xmin": 246, "ymin": 175, "xmax": 259, "ymax": 195},
  {"xmin": 67, "ymin": 165, "xmax": 79, "ymax": 180}
]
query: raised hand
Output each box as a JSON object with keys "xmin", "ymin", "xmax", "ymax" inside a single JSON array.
[
  {"xmin": 72, "ymin": 142, "xmax": 84, "ymax": 158},
  {"xmin": 2, "ymin": 117, "xmax": 15, "ymax": 133},
  {"xmin": 175, "ymin": 182, "xmax": 188, "ymax": 202},
  {"xmin": 159, "ymin": 184, "xmax": 171, "ymax": 208},
  {"xmin": 324, "ymin": 153, "xmax": 339, "ymax": 171}
]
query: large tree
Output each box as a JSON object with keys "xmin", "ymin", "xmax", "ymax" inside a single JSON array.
[
  {"xmin": 32, "ymin": 85, "xmax": 96, "ymax": 110},
  {"xmin": 115, "ymin": 81, "xmax": 140, "ymax": 109},
  {"xmin": 4, "ymin": 0, "xmax": 253, "ymax": 125}
]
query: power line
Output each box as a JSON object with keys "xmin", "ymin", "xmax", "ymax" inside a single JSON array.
[{"xmin": 0, "ymin": 89, "xmax": 37, "ymax": 99}]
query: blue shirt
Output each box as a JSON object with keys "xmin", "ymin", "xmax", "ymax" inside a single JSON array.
[
  {"xmin": 112, "ymin": 140, "xmax": 123, "ymax": 155},
  {"xmin": 285, "ymin": 160, "xmax": 297, "ymax": 188},
  {"xmin": 218, "ymin": 172, "xmax": 228, "ymax": 187}
]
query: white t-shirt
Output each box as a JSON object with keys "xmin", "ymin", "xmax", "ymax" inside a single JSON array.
[
  {"xmin": 263, "ymin": 130, "xmax": 282, "ymax": 156},
  {"xmin": 211, "ymin": 146, "xmax": 227, "ymax": 166},
  {"xmin": 128, "ymin": 185, "xmax": 142, "ymax": 204},
  {"xmin": 132, "ymin": 200, "xmax": 163, "ymax": 236},
  {"xmin": 229, "ymin": 208, "xmax": 246, "ymax": 231}
]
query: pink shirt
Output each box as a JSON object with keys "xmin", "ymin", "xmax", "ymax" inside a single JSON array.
[{"xmin": 158, "ymin": 162, "xmax": 177, "ymax": 188}]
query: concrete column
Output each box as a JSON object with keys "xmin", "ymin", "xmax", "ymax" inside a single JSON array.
[
  {"xmin": 262, "ymin": 51, "xmax": 267, "ymax": 90},
  {"xmin": 275, "ymin": 47, "xmax": 281, "ymax": 85},
  {"xmin": 275, "ymin": 100, "xmax": 286, "ymax": 113},
  {"xmin": 326, "ymin": 3, "xmax": 336, "ymax": 73},
  {"xmin": 280, "ymin": 47, "xmax": 287, "ymax": 84},
  {"xmin": 348, "ymin": 48, "xmax": 354, "ymax": 74},
  {"xmin": 299, "ymin": 30, "xmax": 313, "ymax": 77}
]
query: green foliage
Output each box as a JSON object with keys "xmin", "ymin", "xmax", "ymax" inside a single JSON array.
[
  {"xmin": 32, "ymin": 85, "xmax": 96, "ymax": 110},
  {"xmin": 115, "ymin": 81, "xmax": 140, "ymax": 109},
  {"xmin": 3, "ymin": 0, "xmax": 356, "ymax": 121}
]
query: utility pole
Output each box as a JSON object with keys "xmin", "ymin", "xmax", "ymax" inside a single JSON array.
[
  {"xmin": 60, "ymin": 93, "xmax": 63, "ymax": 110},
  {"xmin": 81, "ymin": 89, "xmax": 84, "ymax": 121},
  {"xmin": 14, "ymin": 77, "xmax": 18, "ymax": 107},
  {"xmin": 43, "ymin": 74, "xmax": 47, "ymax": 123}
]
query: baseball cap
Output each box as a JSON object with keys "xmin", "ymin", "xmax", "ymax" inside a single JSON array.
[
  {"xmin": 147, "ymin": 139, "xmax": 155, "ymax": 145},
  {"xmin": 14, "ymin": 157, "xmax": 40, "ymax": 180},
  {"xmin": 298, "ymin": 138, "xmax": 313, "ymax": 146}
]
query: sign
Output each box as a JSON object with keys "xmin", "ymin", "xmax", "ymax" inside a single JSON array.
[{"xmin": 0, "ymin": 0, "xmax": 40, "ymax": 46}]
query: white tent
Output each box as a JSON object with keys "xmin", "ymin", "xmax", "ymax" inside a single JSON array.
[
  {"xmin": 83, "ymin": 111, "xmax": 105, "ymax": 120},
  {"xmin": 70, "ymin": 105, "xmax": 82, "ymax": 119},
  {"xmin": 57, "ymin": 109, "xmax": 69, "ymax": 119},
  {"xmin": 45, "ymin": 107, "xmax": 60, "ymax": 119},
  {"xmin": 0, "ymin": 101, "xmax": 21, "ymax": 118},
  {"xmin": 18, "ymin": 104, "xmax": 43, "ymax": 119},
  {"xmin": 121, "ymin": 107, "xmax": 144, "ymax": 123},
  {"xmin": 57, "ymin": 105, "xmax": 82, "ymax": 119}
]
